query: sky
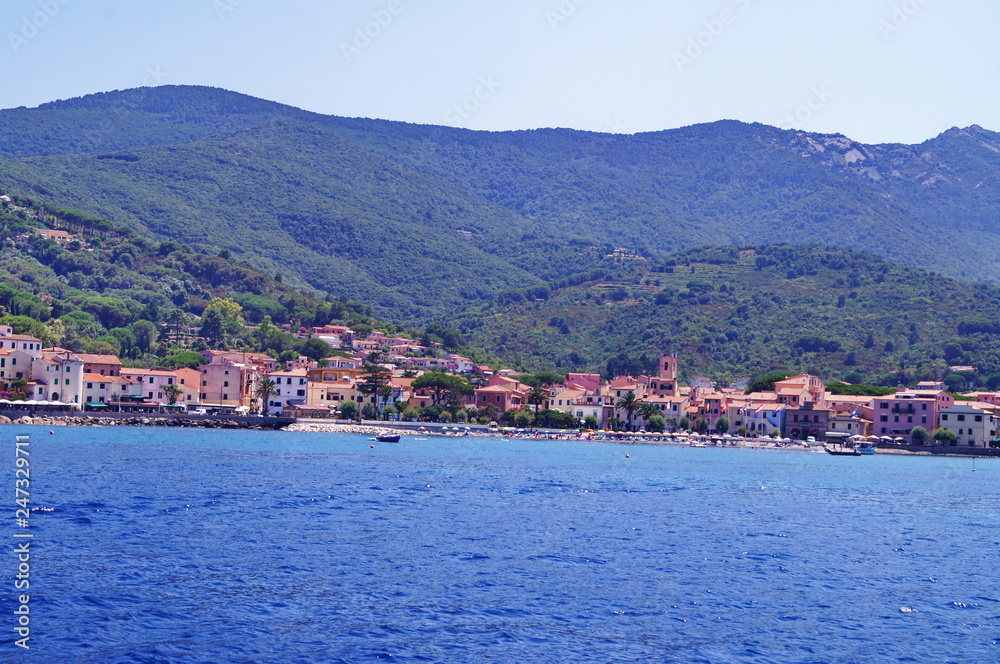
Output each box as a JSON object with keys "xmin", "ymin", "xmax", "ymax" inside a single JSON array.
[{"xmin": 1, "ymin": 0, "xmax": 997, "ymax": 144}]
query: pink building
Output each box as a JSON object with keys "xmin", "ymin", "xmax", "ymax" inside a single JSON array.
[{"xmin": 872, "ymin": 389, "xmax": 954, "ymax": 443}]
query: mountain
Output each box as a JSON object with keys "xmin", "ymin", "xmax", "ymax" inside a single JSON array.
[{"xmin": 1, "ymin": 85, "xmax": 1000, "ymax": 323}]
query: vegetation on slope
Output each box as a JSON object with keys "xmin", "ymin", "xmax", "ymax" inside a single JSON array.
[
  {"xmin": 442, "ymin": 244, "xmax": 1000, "ymax": 387},
  {"xmin": 1, "ymin": 86, "xmax": 1000, "ymax": 322}
]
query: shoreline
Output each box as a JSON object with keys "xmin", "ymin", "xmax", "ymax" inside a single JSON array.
[{"xmin": 4, "ymin": 415, "xmax": 997, "ymax": 458}]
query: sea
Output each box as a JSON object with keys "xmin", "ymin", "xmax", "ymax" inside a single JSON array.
[{"xmin": 3, "ymin": 426, "xmax": 999, "ymax": 663}]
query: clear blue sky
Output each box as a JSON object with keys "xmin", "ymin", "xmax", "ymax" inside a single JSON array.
[{"xmin": 1, "ymin": 0, "xmax": 996, "ymax": 144}]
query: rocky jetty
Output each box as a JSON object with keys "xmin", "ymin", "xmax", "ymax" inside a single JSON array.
[
  {"xmin": 0, "ymin": 414, "xmax": 282, "ymax": 429},
  {"xmin": 284, "ymin": 422, "xmax": 409, "ymax": 436}
]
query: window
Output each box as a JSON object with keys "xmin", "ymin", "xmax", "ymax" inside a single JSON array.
[
  {"xmin": 87, "ymin": 383, "xmax": 93, "ymax": 389},
  {"xmin": 975, "ymin": 415, "xmax": 983, "ymax": 422},
  {"xmin": 223, "ymin": 381, "xmax": 229, "ymax": 387},
  {"xmin": 201, "ymin": 381, "xmax": 207, "ymax": 386},
  {"xmin": 223, "ymin": 394, "xmax": 228, "ymax": 400},
  {"xmin": 958, "ymin": 415, "xmax": 966, "ymax": 422},
  {"xmin": 881, "ymin": 402, "xmax": 889, "ymax": 409},
  {"xmin": 149, "ymin": 377, "xmax": 154, "ymax": 384},
  {"xmin": 907, "ymin": 416, "xmax": 912, "ymax": 423},
  {"xmin": 880, "ymin": 415, "xmax": 888, "ymax": 422},
  {"xmin": 942, "ymin": 414, "xmax": 949, "ymax": 421},
  {"xmin": 894, "ymin": 415, "xmax": 899, "ymax": 422},
  {"xmin": 296, "ymin": 390, "xmax": 305, "ymax": 397}
]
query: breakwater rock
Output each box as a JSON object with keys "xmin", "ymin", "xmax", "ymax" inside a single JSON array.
[
  {"xmin": 284, "ymin": 422, "xmax": 409, "ymax": 436},
  {"xmin": 0, "ymin": 414, "xmax": 288, "ymax": 429}
]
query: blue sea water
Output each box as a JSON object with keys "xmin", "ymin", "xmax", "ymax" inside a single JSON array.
[{"xmin": 2, "ymin": 426, "xmax": 999, "ymax": 663}]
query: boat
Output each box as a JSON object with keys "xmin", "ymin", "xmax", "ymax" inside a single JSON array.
[
  {"xmin": 375, "ymin": 433, "xmax": 400, "ymax": 443},
  {"xmin": 823, "ymin": 432, "xmax": 861, "ymax": 456},
  {"xmin": 824, "ymin": 443, "xmax": 861, "ymax": 456},
  {"xmin": 857, "ymin": 441, "xmax": 876, "ymax": 455}
]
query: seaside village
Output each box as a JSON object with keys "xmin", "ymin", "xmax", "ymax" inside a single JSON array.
[{"xmin": 0, "ymin": 321, "xmax": 998, "ymax": 447}]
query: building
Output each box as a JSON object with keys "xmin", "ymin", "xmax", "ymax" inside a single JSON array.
[
  {"xmin": 82, "ymin": 374, "xmax": 133, "ymax": 409},
  {"xmin": 871, "ymin": 389, "xmax": 954, "ymax": 443},
  {"xmin": 937, "ymin": 403, "xmax": 998, "ymax": 447},
  {"xmin": 34, "ymin": 229, "xmax": 75, "ymax": 245},
  {"xmin": 265, "ymin": 368, "xmax": 310, "ymax": 415},
  {"xmin": 76, "ymin": 353, "xmax": 123, "ymax": 377},
  {"xmin": 120, "ymin": 368, "xmax": 179, "ymax": 403}
]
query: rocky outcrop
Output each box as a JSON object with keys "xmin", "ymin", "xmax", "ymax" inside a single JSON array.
[{"xmin": 0, "ymin": 415, "xmax": 284, "ymax": 429}]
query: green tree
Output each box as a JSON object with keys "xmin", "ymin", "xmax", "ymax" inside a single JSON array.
[
  {"xmin": 356, "ymin": 351, "xmax": 393, "ymax": 418},
  {"xmin": 678, "ymin": 416, "xmax": 691, "ymax": 431},
  {"xmin": 163, "ymin": 383, "xmax": 183, "ymax": 405},
  {"xmin": 615, "ymin": 391, "xmax": 641, "ymax": 431},
  {"xmin": 161, "ymin": 351, "xmax": 204, "ymax": 370},
  {"xmin": 931, "ymin": 428, "xmax": 957, "ymax": 445},
  {"xmin": 300, "ymin": 337, "xmax": 333, "ymax": 361},
  {"xmin": 647, "ymin": 414, "xmax": 666, "ymax": 433},
  {"xmin": 714, "ymin": 416, "xmax": 730, "ymax": 434},
  {"xmin": 639, "ymin": 402, "xmax": 660, "ymax": 424},
  {"xmin": 412, "ymin": 372, "xmax": 473, "ymax": 406},
  {"xmin": 255, "ymin": 378, "xmax": 277, "ymax": 416},
  {"xmin": 745, "ymin": 370, "xmax": 795, "ymax": 394},
  {"xmin": 527, "ymin": 385, "xmax": 547, "ymax": 418},
  {"xmin": 338, "ymin": 400, "xmax": 359, "ymax": 420},
  {"xmin": 199, "ymin": 298, "xmax": 245, "ymax": 346},
  {"xmin": 520, "ymin": 372, "xmax": 565, "ymax": 388},
  {"xmin": 584, "ymin": 414, "xmax": 599, "ymax": 429},
  {"xmin": 910, "ymin": 426, "xmax": 929, "ymax": 444}
]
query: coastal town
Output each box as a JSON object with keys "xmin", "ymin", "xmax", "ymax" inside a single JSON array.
[{"xmin": 1, "ymin": 320, "xmax": 997, "ymax": 449}]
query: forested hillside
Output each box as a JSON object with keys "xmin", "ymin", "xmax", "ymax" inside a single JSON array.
[
  {"xmin": 0, "ymin": 194, "xmax": 384, "ymax": 361},
  {"xmin": 1, "ymin": 86, "xmax": 1000, "ymax": 322},
  {"xmin": 442, "ymin": 244, "xmax": 1000, "ymax": 386}
]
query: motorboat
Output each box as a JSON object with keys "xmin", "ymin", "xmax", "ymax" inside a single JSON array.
[{"xmin": 375, "ymin": 433, "xmax": 400, "ymax": 443}]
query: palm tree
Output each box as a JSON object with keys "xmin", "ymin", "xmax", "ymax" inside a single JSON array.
[
  {"xmin": 255, "ymin": 378, "xmax": 277, "ymax": 416},
  {"xmin": 615, "ymin": 391, "xmax": 641, "ymax": 431},
  {"xmin": 163, "ymin": 383, "xmax": 183, "ymax": 405},
  {"xmin": 638, "ymin": 401, "xmax": 660, "ymax": 425},
  {"xmin": 527, "ymin": 386, "xmax": 547, "ymax": 416}
]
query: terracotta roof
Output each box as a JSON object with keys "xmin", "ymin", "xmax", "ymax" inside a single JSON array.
[{"xmin": 76, "ymin": 354, "xmax": 123, "ymax": 365}]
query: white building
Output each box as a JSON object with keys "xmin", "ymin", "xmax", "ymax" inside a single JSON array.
[{"xmin": 937, "ymin": 403, "xmax": 998, "ymax": 448}]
